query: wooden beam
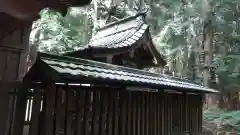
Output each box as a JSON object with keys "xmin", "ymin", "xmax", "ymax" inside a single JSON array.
[
  {"xmin": 91, "ymin": 91, "xmax": 99, "ymax": 135},
  {"xmin": 145, "ymin": 92, "xmax": 149, "ymax": 135},
  {"xmin": 74, "ymin": 90, "xmax": 84, "ymax": 135},
  {"xmin": 112, "ymin": 91, "xmax": 119, "ymax": 135},
  {"xmin": 145, "ymin": 40, "xmax": 166, "ymax": 66},
  {"xmin": 126, "ymin": 92, "xmax": 132, "ymax": 135},
  {"xmin": 118, "ymin": 91, "xmax": 125, "ymax": 135},
  {"xmin": 0, "ymin": 84, "xmax": 13, "ymax": 135},
  {"xmin": 54, "ymin": 87, "xmax": 61, "ymax": 135},
  {"xmin": 0, "ymin": 44, "xmax": 24, "ymax": 51},
  {"xmin": 120, "ymin": 92, "xmax": 127, "ymax": 135},
  {"xmin": 42, "ymin": 82, "xmax": 56, "ymax": 135},
  {"xmin": 29, "ymin": 88, "xmax": 42, "ymax": 135},
  {"xmin": 64, "ymin": 88, "xmax": 73, "ymax": 135},
  {"xmin": 106, "ymin": 55, "xmax": 113, "ymax": 63},
  {"xmin": 131, "ymin": 92, "xmax": 136, "ymax": 135},
  {"xmin": 17, "ymin": 23, "xmax": 32, "ymax": 81},
  {"xmin": 99, "ymin": 91, "xmax": 107, "ymax": 135},
  {"xmin": 107, "ymin": 91, "xmax": 113, "ymax": 135},
  {"xmin": 82, "ymin": 91, "xmax": 90, "ymax": 135},
  {"xmin": 161, "ymin": 93, "xmax": 165, "ymax": 135},
  {"xmin": 12, "ymin": 83, "xmax": 29, "ymax": 135},
  {"xmin": 153, "ymin": 94, "xmax": 157, "ymax": 135},
  {"xmin": 0, "ymin": 80, "xmax": 21, "ymax": 87},
  {"xmin": 140, "ymin": 92, "xmax": 145, "ymax": 135}
]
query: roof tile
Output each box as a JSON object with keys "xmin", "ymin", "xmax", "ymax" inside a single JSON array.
[
  {"xmin": 35, "ymin": 53, "xmax": 218, "ymax": 93},
  {"xmin": 83, "ymin": 15, "xmax": 148, "ymax": 50},
  {"xmin": 63, "ymin": 14, "xmax": 167, "ymax": 67}
]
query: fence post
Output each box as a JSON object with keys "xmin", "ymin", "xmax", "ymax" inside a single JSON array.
[
  {"xmin": 12, "ymin": 83, "xmax": 29, "ymax": 135},
  {"xmin": 0, "ymin": 82, "xmax": 13, "ymax": 135}
]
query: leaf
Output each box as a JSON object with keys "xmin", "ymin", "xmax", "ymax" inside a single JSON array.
[
  {"xmin": 228, "ymin": 55, "xmax": 240, "ymax": 61},
  {"xmin": 229, "ymin": 72, "xmax": 240, "ymax": 78}
]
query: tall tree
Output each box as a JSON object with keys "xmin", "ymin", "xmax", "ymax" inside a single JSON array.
[{"xmin": 201, "ymin": 0, "xmax": 216, "ymax": 106}]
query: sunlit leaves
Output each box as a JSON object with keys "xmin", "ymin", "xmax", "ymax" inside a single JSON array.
[
  {"xmin": 30, "ymin": 8, "xmax": 93, "ymax": 54},
  {"xmin": 150, "ymin": 0, "xmax": 240, "ymax": 85},
  {"xmin": 29, "ymin": 0, "xmax": 240, "ymax": 86}
]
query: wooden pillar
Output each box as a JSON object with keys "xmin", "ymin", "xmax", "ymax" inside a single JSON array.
[
  {"xmin": 18, "ymin": 23, "xmax": 33, "ymax": 81},
  {"xmin": 91, "ymin": 91, "xmax": 99, "ymax": 135},
  {"xmin": 161, "ymin": 92, "xmax": 165, "ymax": 135},
  {"xmin": 0, "ymin": 22, "xmax": 32, "ymax": 81},
  {"xmin": 107, "ymin": 91, "xmax": 114, "ymax": 135},
  {"xmin": 53, "ymin": 87, "xmax": 61, "ymax": 135},
  {"xmin": 136, "ymin": 92, "xmax": 141, "ymax": 135},
  {"xmin": 0, "ymin": 22, "xmax": 32, "ymax": 135},
  {"xmin": 120, "ymin": 92, "xmax": 127, "ymax": 135},
  {"xmin": 75, "ymin": 90, "xmax": 84, "ymax": 135},
  {"xmin": 145, "ymin": 92, "xmax": 150, "ymax": 135},
  {"xmin": 12, "ymin": 83, "xmax": 29, "ymax": 135},
  {"xmin": 42, "ymin": 82, "xmax": 56, "ymax": 135},
  {"xmin": 112, "ymin": 91, "xmax": 119, "ymax": 135},
  {"xmin": 29, "ymin": 88, "xmax": 42, "ymax": 135},
  {"xmin": 199, "ymin": 94, "xmax": 204, "ymax": 133},
  {"xmin": 0, "ymin": 45, "xmax": 22, "ymax": 135},
  {"xmin": 64, "ymin": 88, "xmax": 73, "ymax": 135},
  {"xmin": 149, "ymin": 93, "xmax": 153, "ymax": 135},
  {"xmin": 99, "ymin": 91, "xmax": 107, "ymax": 135},
  {"xmin": 82, "ymin": 90, "xmax": 90, "ymax": 135},
  {"xmin": 153, "ymin": 93, "xmax": 157, "ymax": 135},
  {"xmin": 0, "ymin": 84, "xmax": 14, "ymax": 135},
  {"xmin": 184, "ymin": 93, "xmax": 189, "ymax": 133},
  {"xmin": 140, "ymin": 92, "xmax": 145, "ymax": 135},
  {"xmin": 126, "ymin": 92, "xmax": 131, "ymax": 135}
]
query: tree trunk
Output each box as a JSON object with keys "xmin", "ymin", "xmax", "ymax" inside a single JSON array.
[
  {"xmin": 190, "ymin": 41, "xmax": 196, "ymax": 81},
  {"xmin": 92, "ymin": 0, "xmax": 98, "ymax": 36},
  {"xmin": 202, "ymin": 0, "xmax": 217, "ymax": 108},
  {"xmin": 83, "ymin": 16, "xmax": 89, "ymax": 44},
  {"xmin": 203, "ymin": 19, "xmax": 213, "ymax": 87}
]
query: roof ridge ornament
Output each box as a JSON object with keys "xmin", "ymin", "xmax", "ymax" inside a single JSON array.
[
  {"xmin": 132, "ymin": 1, "xmax": 149, "ymax": 17},
  {"xmin": 96, "ymin": 10, "xmax": 148, "ymax": 31}
]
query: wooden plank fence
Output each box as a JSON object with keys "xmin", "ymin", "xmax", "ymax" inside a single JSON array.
[{"xmin": 6, "ymin": 85, "xmax": 203, "ymax": 135}]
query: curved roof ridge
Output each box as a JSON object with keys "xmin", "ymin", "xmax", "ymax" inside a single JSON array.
[
  {"xmin": 88, "ymin": 23, "xmax": 148, "ymax": 49},
  {"xmin": 97, "ymin": 12, "xmax": 146, "ymax": 31}
]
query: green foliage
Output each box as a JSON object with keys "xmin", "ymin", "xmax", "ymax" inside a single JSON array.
[
  {"xmin": 150, "ymin": 0, "xmax": 204, "ymax": 81},
  {"xmin": 30, "ymin": 8, "xmax": 93, "ymax": 54},
  {"xmin": 30, "ymin": 3, "xmax": 133, "ymax": 55},
  {"xmin": 149, "ymin": 0, "xmax": 240, "ymax": 86},
  {"xmin": 30, "ymin": 0, "xmax": 240, "ymax": 88},
  {"xmin": 204, "ymin": 109, "xmax": 240, "ymax": 133}
]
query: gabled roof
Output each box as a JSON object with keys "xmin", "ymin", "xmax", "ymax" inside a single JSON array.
[
  {"xmin": 89, "ymin": 13, "xmax": 148, "ymax": 49},
  {"xmin": 64, "ymin": 13, "xmax": 166, "ymax": 66},
  {"xmin": 26, "ymin": 52, "xmax": 218, "ymax": 93}
]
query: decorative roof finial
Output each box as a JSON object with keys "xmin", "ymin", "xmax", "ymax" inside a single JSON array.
[{"xmin": 132, "ymin": 1, "xmax": 149, "ymax": 18}]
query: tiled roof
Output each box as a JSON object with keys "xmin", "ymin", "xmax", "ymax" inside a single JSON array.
[
  {"xmin": 64, "ymin": 13, "xmax": 166, "ymax": 66},
  {"xmin": 66, "ymin": 13, "xmax": 149, "ymax": 53},
  {"xmin": 30, "ymin": 53, "xmax": 218, "ymax": 93},
  {"xmin": 88, "ymin": 15, "xmax": 147, "ymax": 49}
]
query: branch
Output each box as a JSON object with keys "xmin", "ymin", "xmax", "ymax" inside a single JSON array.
[{"xmin": 202, "ymin": 125, "xmax": 217, "ymax": 135}]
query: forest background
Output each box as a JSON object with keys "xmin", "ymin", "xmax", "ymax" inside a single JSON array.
[{"xmin": 29, "ymin": 0, "xmax": 240, "ymax": 134}]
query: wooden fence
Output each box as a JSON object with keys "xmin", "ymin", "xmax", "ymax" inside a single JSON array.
[{"xmin": 7, "ymin": 84, "xmax": 204, "ymax": 135}]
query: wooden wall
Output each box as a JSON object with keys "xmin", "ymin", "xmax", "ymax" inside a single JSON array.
[
  {"xmin": 0, "ymin": 45, "xmax": 21, "ymax": 81},
  {"xmin": 12, "ymin": 85, "xmax": 204, "ymax": 135},
  {"xmin": 0, "ymin": 23, "xmax": 32, "ymax": 135},
  {"xmin": 0, "ymin": 23, "xmax": 32, "ymax": 81}
]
